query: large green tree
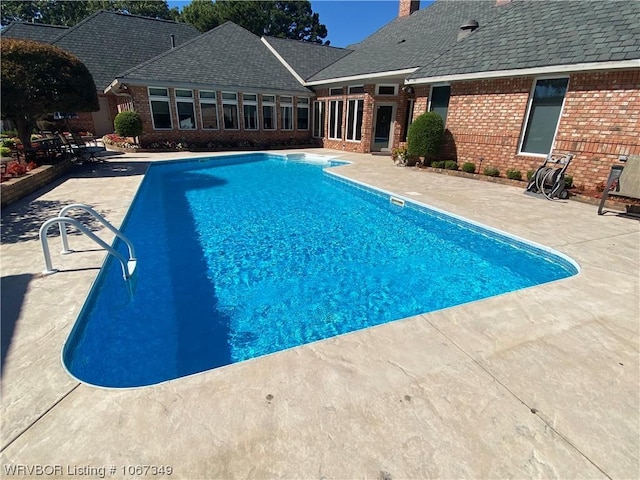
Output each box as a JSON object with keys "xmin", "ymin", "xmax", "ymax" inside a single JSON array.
[
  {"xmin": 1, "ymin": 0, "xmax": 179, "ymax": 27},
  {"xmin": 1, "ymin": 39, "xmax": 99, "ymax": 149},
  {"xmin": 180, "ymin": 0, "xmax": 328, "ymax": 43}
]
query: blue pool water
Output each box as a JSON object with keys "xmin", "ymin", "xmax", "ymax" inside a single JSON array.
[{"xmin": 63, "ymin": 153, "xmax": 578, "ymax": 387}]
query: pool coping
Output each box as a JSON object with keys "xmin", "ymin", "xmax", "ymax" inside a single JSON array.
[{"xmin": 1, "ymin": 148, "xmax": 638, "ymax": 479}]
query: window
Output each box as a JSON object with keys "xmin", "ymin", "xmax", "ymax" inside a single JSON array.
[
  {"xmin": 346, "ymin": 99, "xmax": 364, "ymax": 141},
  {"xmin": 520, "ymin": 78, "xmax": 569, "ymax": 155},
  {"xmin": 401, "ymin": 99, "xmax": 415, "ymax": 142},
  {"xmin": 429, "ymin": 85, "xmax": 450, "ymax": 124},
  {"xmin": 199, "ymin": 90, "xmax": 218, "ymax": 130},
  {"xmin": 376, "ymin": 84, "xmax": 397, "ymax": 96},
  {"xmin": 297, "ymin": 98, "xmax": 309, "ymax": 130},
  {"xmin": 262, "ymin": 94, "xmax": 276, "ymax": 130},
  {"xmin": 175, "ymin": 89, "xmax": 196, "ymax": 129},
  {"xmin": 242, "ymin": 93, "xmax": 258, "ymax": 130},
  {"xmin": 280, "ymin": 96, "xmax": 293, "ymax": 130},
  {"xmin": 329, "ymin": 100, "xmax": 344, "ymax": 140},
  {"xmin": 330, "ymin": 87, "xmax": 343, "ymax": 96},
  {"xmin": 348, "ymin": 85, "xmax": 365, "ymax": 94},
  {"xmin": 149, "ymin": 87, "xmax": 172, "ymax": 129},
  {"xmin": 222, "ymin": 92, "xmax": 239, "ymax": 130},
  {"xmin": 312, "ymin": 101, "xmax": 325, "ymax": 138}
]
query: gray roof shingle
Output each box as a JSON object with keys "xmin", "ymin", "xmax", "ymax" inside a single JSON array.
[
  {"xmin": 408, "ymin": 0, "xmax": 640, "ymax": 80},
  {"xmin": 51, "ymin": 10, "xmax": 200, "ymax": 90},
  {"xmin": 263, "ymin": 36, "xmax": 352, "ymax": 81},
  {"xmin": 307, "ymin": 0, "xmax": 498, "ymax": 82},
  {"xmin": 117, "ymin": 22, "xmax": 311, "ymax": 94},
  {"xmin": 0, "ymin": 21, "xmax": 69, "ymax": 43}
]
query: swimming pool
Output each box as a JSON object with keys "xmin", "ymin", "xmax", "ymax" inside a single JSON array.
[{"xmin": 63, "ymin": 153, "xmax": 579, "ymax": 388}]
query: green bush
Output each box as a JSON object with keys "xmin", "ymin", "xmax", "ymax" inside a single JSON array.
[
  {"xmin": 0, "ymin": 146, "xmax": 12, "ymax": 157},
  {"xmin": 114, "ymin": 111, "xmax": 143, "ymax": 138},
  {"xmin": 406, "ymin": 111, "xmax": 444, "ymax": 158},
  {"xmin": 462, "ymin": 162, "xmax": 476, "ymax": 173},
  {"xmin": 1, "ymin": 139, "xmax": 16, "ymax": 148},
  {"xmin": 506, "ymin": 168, "xmax": 522, "ymax": 180},
  {"xmin": 564, "ymin": 175, "xmax": 573, "ymax": 189},
  {"xmin": 431, "ymin": 160, "xmax": 445, "ymax": 168},
  {"xmin": 526, "ymin": 169, "xmax": 535, "ymax": 181},
  {"xmin": 444, "ymin": 160, "xmax": 458, "ymax": 170},
  {"xmin": 484, "ymin": 166, "xmax": 500, "ymax": 177}
]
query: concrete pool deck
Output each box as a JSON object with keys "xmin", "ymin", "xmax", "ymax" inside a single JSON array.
[{"xmin": 1, "ymin": 149, "xmax": 638, "ymax": 479}]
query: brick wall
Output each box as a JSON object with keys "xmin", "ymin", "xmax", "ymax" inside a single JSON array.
[
  {"xmin": 422, "ymin": 69, "xmax": 640, "ymax": 187},
  {"xmin": 125, "ymin": 85, "xmax": 312, "ymax": 146}
]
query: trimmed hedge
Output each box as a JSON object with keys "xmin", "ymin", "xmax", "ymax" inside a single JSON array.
[
  {"xmin": 407, "ymin": 111, "xmax": 444, "ymax": 158},
  {"xmin": 114, "ymin": 111, "xmax": 143, "ymax": 138},
  {"xmin": 462, "ymin": 162, "xmax": 476, "ymax": 173},
  {"xmin": 484, "ymin": 166, "xmax": 500, "ymax": 177}
]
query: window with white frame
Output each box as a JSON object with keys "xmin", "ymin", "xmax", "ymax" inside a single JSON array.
[
  {"xmin": 520, "ymin": 78, "xmax": 569, "ymax": 155},
  {"xmin": 262, "ymin": 94, "xmax": 276, "ymax": 130},
  {"xmin": 221, "ymin": 92, "xmax": 239, "ymax": 130},
  {"xmin": 312, "ymin": 100, "xmax": 325, "ymax": 138},
  {"xmin": 376, "ymin": 84, "xmax": 398, "ymax": 96},
  {"xmin": 148, "ymin": 87, "xmax": 172, "ymax": 129},
  {"xmin": 402, "ymin": 99, "xmax": 415, "ymax": 142},
  {"xmin": 348, "ymin": 85, "xmax": 365, "ymax": 94},
  {"xmin": 330, "ymin": 87, "xmax": 343, "ymax": 96},
  {"xmin": 346, "ymin": 99, "xmax": 363, "ymax": 141},
  {"xmin": 242, "ymin": 93, "xmax": 258, "ymax": 130},
  {"xmin": 429, "ymin": 85, "xmax": 450, "ymax": 125},
  {"xmin": 297, "ymin": 98, "xmax": 309, "ymax": 130},
  {"xmin": 280, "ymin": 96, "xmax": 293, "ymax": 130},
  {"xmin": 329, "ymin": 99, "xmax": 344, "ymax": 140},
  {"xmin": 175, "ymin": 89, "xmax": 196, "ymax": 129},
  {"xmin": 199, "ymin": 91, "xmax": 218, "ymax": 130}
]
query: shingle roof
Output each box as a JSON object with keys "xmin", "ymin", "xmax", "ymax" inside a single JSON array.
[
  {"xmin": 0, "ymin": 21, "xmax": 69, "ymax": 43},
  {"xmin": 117, "ymin": 22, "xmax": 311, "ymax": 94},
  {"xmin": 51, "ymin": 10, "xmax": 200, "ymax": 90},
  {"xmin": 409, "ymin": 0, "xmax": 640, "ymax": 81},
  {"xmin": 263, "ymin": 36, "xmax": 352, "ymax": 81},
  {"xmin": 307, "ymin": 0, "xmax": 498, "ymax": 82}
]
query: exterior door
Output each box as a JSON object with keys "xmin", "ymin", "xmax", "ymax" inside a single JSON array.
[
  {"xmin": 92, "ymin": 96, "xmax": 113, "ymax": 136},
  {"xmin": 371, "ymin": 104, "xmax": 395, "ymax": 152}
]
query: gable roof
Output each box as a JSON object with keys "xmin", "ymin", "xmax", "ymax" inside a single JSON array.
[
  {"xmin": 307, "ymin": 0, "xmax": 498, "ymax": 84},
  {"xmin": 51, "ymin": 10, "xmax": 200, "ymax": 90},
  {"xmin": 262, "ymin": 36, "xmax": 352, "ymax": 81},
  {"xmin": 114, "ymin": 22, "xmax": 311, "ymax": 94},
  {"xmin": 0, "ymin": 21, "xmax": 69, "ymax": 43},
  {"xmin": 408, "ymin": 0, "xmax": 640, "ymax": 83}
]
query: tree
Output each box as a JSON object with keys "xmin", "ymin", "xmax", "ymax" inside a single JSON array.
[
  {"xmin": 180, "ymin": 0, "xmax": 328, "ymax": 43},
  {"xmin": 406, "ymin": 112, "xmax": 445, "ymax": 160},
  {"xmin": 1, "ymin": 0, "xmax": 179, "ymax": 27},
  {"xmin": 114, "ymin": 111, "xmax": 143, "ymax": 140},
  {"xmin": 1, "ymin": 39, "xmax": 99, "ymax": 149}
]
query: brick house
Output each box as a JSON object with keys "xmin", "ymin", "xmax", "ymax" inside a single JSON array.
[{"xmin": 3, "ymin": 0, "xmax": 639, "ymax": 187}]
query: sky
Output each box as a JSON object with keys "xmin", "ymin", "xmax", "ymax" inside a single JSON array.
[{"xmin": 167, "ymin": 1, "xmax": 427, "ymax": 48}]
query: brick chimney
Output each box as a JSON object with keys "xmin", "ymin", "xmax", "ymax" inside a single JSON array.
[{"xmin": 399, "ymin": 0, "xmax": 420, "ymax": 17}]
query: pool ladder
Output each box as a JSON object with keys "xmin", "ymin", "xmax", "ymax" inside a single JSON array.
[{"xmin": 39, "ymin": 204, "xmax": 137, "ymax": 284}]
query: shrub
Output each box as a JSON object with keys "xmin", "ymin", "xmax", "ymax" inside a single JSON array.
[
  {"xmin": 564, "ymin": 175, "xmax": 573, "ymax": 189},
  {"xmin": 26, "ymin": 161, "xmax": 38, "ymax": 171},
  {"xmin": 526, "ymin": 169, "xmax": 535, "ymax": 181},
  {"xmin": 431, "ymin": 160, "xmax": 445, "ymax": 168},
  {"xmin": 113, "ymin": 111, "xmax": 143, "ymax": 139},
  {"xmin": 2, "ymin": 139, "xmax": 16, "ymax": 149},
  {"xmin": 406, "ymin": 111, "xmax": 444, "ymax": 158},
  {"xmin": 6, "ymin": 161, "xmax": 27, "ymax": 176},
  {"xmin": 462, "ymin": 162, "xmax": 476, "ymax": 173},
  {"xmin": 444, "ymin": 160, "xmax": 458, "ymax": 170},
  {"xmin": 506, "ymin": 168, "xmax": 522, "ymax": 180},
  {"xmin": 484, "ymin": 166, "xmax": 500, "ymax": 177},
  {"xmin": 0, "ymin": 146, "xmax": 12, "ymax": 157}
]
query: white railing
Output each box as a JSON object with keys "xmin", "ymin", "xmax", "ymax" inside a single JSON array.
[{"xmin": 39, "ymin": 204, "xmax": 137, "ymax": 283}]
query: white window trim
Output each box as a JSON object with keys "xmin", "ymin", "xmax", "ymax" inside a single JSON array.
[
  {"xmin": 375, "ymin": 84, "xmax": 398, "ymax": 96},
  {"xmin": 174, "ymin": 89, "xmax": 196, "ymax": 130},
  {"xmin": 148, "ymin": 86, "xmax": 172, "ymax": 130},
  {"xmin": 346, "ymin": 98, "xmax": 363, "ymax": 143},
  {"xmin": 262, "ymin": 94, "xmax": 277, "ymax": 131},
  {"xmin": 199, "ymin": 90, "xmax": 219, "ymax": 131},
  {"xmin": 330, "ymin": 87, "xmax": 343, "ymax": 96},
  {"xmin": 517, "ymin": 75, "xmax": 570, "ymax": 157},
  {"xmin": 280, "ymin": 96, "xmax": 293, "ymax": 131},
  {"xmin": 242, "ymin": 93, "xmax": 259, "ymax": 131},
  {"xmin": 297, "ymin": 98, "xmax": 310, "ymax": 131},
  {"xmin": 427, "ymin": 83, "xmax": 450, "ymax": 112},
  {"xmin": 221, "ymin": 91, "xmax": 239, "ymax": 131},
  {"xmin": 312, "ymin": 100, "xmax": 324, "ymax": 138},
  {"xmin": 348, "ymin": 85, "xmax": 365, "ymax": 94},
  {"xmin": 329, "ymin": 99, "xmax": 343, "ymax": 140}
]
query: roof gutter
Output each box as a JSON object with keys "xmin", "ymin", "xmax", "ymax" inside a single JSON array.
[
  {"xmin": 405, "ymin": 59, "xmax": 640, "ymax": 84},
  {"xmin": 306, "ymin": 67, "xmax": 419, "ymax": 86},
  {"xmin": 261, "ymin": 37, "xmax": 307, "ymax": 86}
]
